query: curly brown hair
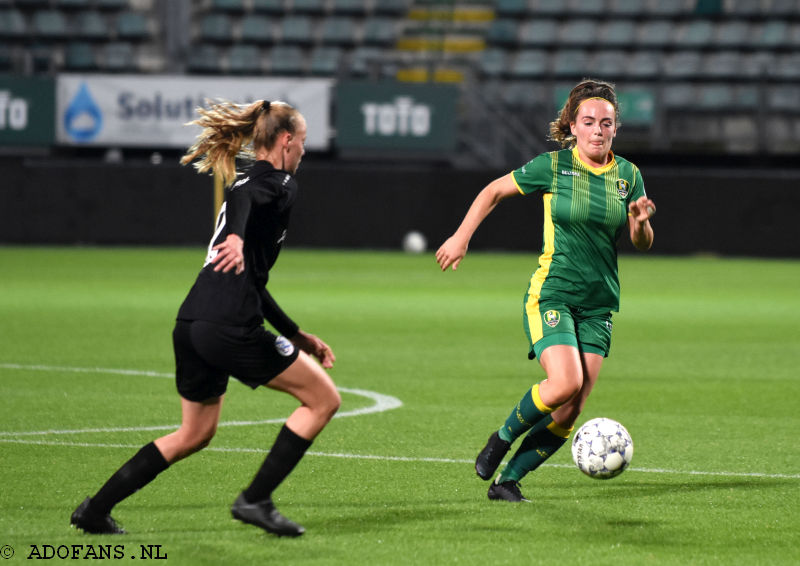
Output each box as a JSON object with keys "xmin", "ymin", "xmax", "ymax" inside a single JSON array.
[
  {"xmin": 548, "ymin": 79, "xmax": 620, "ymax": 149},
  {"xmin": 180, "ymin": 99, "xmax": 302, "ymax": 187}
]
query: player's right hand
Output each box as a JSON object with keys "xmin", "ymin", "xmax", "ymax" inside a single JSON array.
[
  {"xmin": 435, "ymin": 236, "xmax": 468, "ymax": 271},
  {"xmin": 211, "ymin": 234, "xmax": 245, "ymax": 274}
]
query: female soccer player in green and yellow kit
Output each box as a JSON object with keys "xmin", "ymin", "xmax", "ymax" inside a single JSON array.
[{"xmin": 436, "ymin": 79, "xmax": 656, "ymax": 502}]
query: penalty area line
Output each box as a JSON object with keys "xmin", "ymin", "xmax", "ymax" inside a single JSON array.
[{"xmin": 1, "ymin": 438, "xmax": 798, "ymax": 480}]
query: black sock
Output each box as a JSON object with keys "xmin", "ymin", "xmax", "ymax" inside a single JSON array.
[
  {"xmin": 90, "ymin": 442, "xmax": 169, "ymax": 515},
  {"xmin": 242, "ymin": 425, "xmax": 312, "ymax": 503}
]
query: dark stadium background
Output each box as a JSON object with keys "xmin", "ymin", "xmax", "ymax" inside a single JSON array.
[{"xmin": 2, "ymin": 0, "xmax": 799, "ymax": 256}]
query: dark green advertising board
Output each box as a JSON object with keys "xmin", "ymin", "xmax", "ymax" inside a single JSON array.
[
  {"xmin": 0, "ymin": 76, "xmax": 55, "ymax": 146},
  {"xmin": 335, "ymin": 81, "xmax": 458, "ymax": 153}
]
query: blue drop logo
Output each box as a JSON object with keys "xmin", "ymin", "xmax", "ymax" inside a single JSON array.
[{"xmin": 64, "ymin": 82, "xmax": 103, "ymax": 142}]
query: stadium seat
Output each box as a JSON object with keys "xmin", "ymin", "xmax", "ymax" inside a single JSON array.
[
  {"xmin": 695, "ymin": 84, "xmax": 735, "ymax": 110},
  {"xmin": 769, "ymin": 0, "xmax": 798, "ymax": 15},
  {"xmin": 137, "ymin": 43, "xmax": 165, "ymax": 73},
  {"xmin": 228, "ymin": 44, "xmax": 262, "ymax": 74},
  {"xmin": 0, "ymin": 9, "xmax": 27, "ymax": 39},
  {"xmin": 95, "ymin": 0, "xmax": 129, "ymax": 11},
  {"xmin": 269, "ymin": 45, "xmax": 305, "ymax": 75},
  {"xmin": 739, "ymin": 51, "xmax": 772, "ymax": 80},
  {"xmin": 661, "ymin": 83, "xmax": 695, "ymax": 108},
  {"xmin": 240, "ymin": 15, "xmax": 274, "ymax": 44},
  {"xmin": 116, "ymin": 11, "xmax": 150, "ymax": 41},
  {"xmin": 509, "ymin": 49, "xmax": 548, "ymax": 79},
  {"xmin": 319, "ymin": 17, "xmax": 358, "ymax": 46},
  {"xmin": 534, "ymin": 0, "xmax": 568, "ymax": 16},
  {"xmin": 29, "ymin": 42, "xmax": 55, "ymax": 72},
  {"xmin": 625, "ymin": 51, "xmax": 660, "ymax": 80},
  {"xmin": 280, "ymin": 16, "xmax": 314, "ymax": 45},
  {"xmin": 64, "ymin": 41, "xmax": 98, "ymax": 70},
  {"xmin": 725, "ymin": 0, "xmax": 761, "ymax": 16},
  {"xmin": 646, "ymin": 0, "xmax": 685, "ymax": 16},
  {"xmin": 56, "ymin": 0, "xmax": 91, "ymax": 10},
  {"xmin": 210, "ymin": 0, "xmax": 247, "ymax": 13},
  {"xmin": 701, "ymin": 51, "xmax": 741, "ymax": 80},
  {"xmin": 679, "ymin": 20, "xmax": 714, "ymax": 47},
  {"xmin": 373, "ymin": 0, "xmax": 409, "ymax": 16},
  {"xmin": 733, "ymin": 85, "xmax": 758, "ymax": 110},
  {"xmin": 501, "ymin": 80, "xmax": 547, "ymax": 109},
  {"xmin": 592, "ymin": 50, "xmax": 627, "ymax": 80},
  {"xmin": 559, "ymin": 19, "xmax": 596, "ymax": 47},
  {"xmin": 600, "ymin": 20, "xmax": 636, "ymax": 49},
  {"xmin": 716, "ymin": 21, "xmax": 749, "ymax": 48},
  {"xmin": 252, "ymin": 0, "xmax": 285, "ymax": 14},
  {"xmin": 496, "ymin": 0, "xmax": 528, "ymax": 17},
  {"xmin": 767, "ymin": 85, "xmax": 800, "ymax": 112},
  {"xmin": 567, "ymin": 0, "xmax": 603, "ymax": 15},
  {"xmin": 362, "ymin": 18, "xmax": 397, "ymax": 46},
  {"xmin": 13, "ymin": 0, "xmax": 49, "ymax": 8},
  {"xmin": 486, "ymin": 19, "xmax": 518, "ymax": 47},
  {"xmin": 771, "ymin": 52, "xmax": 800, "ymax": 81},
  {"xmin": 347, "ymin": 46, "xmax": 383, "ymax": 76},
  {"xmin": 199, "ymin": 13, "xmax": 233, "ymax": 44},
  {"xmin": 309, "ymin": 45, "xmax": 342, "ymax": 75},
  {"xmin": 478, "ymin": 47, "xmax": 508, "ymax": 78},
  {"xmin": 102, "ymin": 41, "xmax": 137, "ymax": 72},
  {"xmin": 187, "ymin": 43, "xmax": 224, "ymax": 73},
  {"xmin": 789, "ymin": 23, "xmax": 800, "ymax": 49},
  {"xmin": 32, "ymin": 9, "xmax": 70, "ymax": 40},
  {"xmin": 518, "ymin": 19, "xmax": 558, "ymax": 47},
  {"xmin": 551, "ymin": 49, "xmax": 589, "ymax": 78},
  {"xmin": 330, "ymin": 0, "xmax": 368, "ymax": 16},
  {"xmin": 636, "ymin": 20, "xmax": 674, "ymax": 48},
  {"xmin": 754, "ymin": 21, "xmax": 787, "ymax": 49},
  {"xmin": 292, "ymin": 0, "xmax": 326, "ymax": 15},
  {"xmin": 74, "ymin": 10, "xmax": 107, "ymax": 41},
  {"xmin": 608, "ymin": 0, "xmax": 645, "ymax": 17},
  {"xmin": 663, "ymin": 51, "xmax": 702, "ymax": 79}
]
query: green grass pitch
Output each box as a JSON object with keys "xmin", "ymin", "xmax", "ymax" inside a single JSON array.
[{"xmin": 1, "ymin": 246, "xmax": 798, "ymax": 565}]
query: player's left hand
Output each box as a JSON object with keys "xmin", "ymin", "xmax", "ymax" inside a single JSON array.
[
  {"xmin": 211, "ymin": 234, "xmax": 245, "ymax": 274},
  {"xmin": 292, "ymin": 330, "xmax": 336, "ymax": 369},
  {"xmin": 628, "ymin": 196, "xmax": 656, "ymax": 224}
]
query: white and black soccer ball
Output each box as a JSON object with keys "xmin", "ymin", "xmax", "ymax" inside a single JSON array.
[{"xmin": 571, "ymin": 417, "xmax": 633, "ymax": 479}]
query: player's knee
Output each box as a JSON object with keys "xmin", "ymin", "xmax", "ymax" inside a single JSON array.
[
  {"xmin": 322, "ymin": 388, "xmax": 341, "ymax": 421},
  {"xmin": 186, "ymin": 425, "xmax": 217, "ymax": 452},
  {"xmin": 548, "ymin": 374, "xmax": 582, "ymax": 406}
]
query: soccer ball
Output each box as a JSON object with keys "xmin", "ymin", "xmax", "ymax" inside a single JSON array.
[
  {"xmin": 571, "ymin": 417, "xmax": 633, "ymax": 479},
  {"xmin": 402, "ymin": 230, "xmax": 427, "ymax": 253}
]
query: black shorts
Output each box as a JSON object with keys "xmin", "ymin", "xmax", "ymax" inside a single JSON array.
[{"xmin": 172, "ymin": 319, "xmax": 299, "ymax": 402}]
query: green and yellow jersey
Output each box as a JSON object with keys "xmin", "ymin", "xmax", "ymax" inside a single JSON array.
[{"xmin": 511, "ymin": 148, "xmax": 646, "ymax": 312}]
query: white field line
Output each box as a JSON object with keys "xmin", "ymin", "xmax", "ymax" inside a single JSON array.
[
  {"xmin": 2, "ymin": 363, "xmax": 799, "ymax": 481},
  {"xmin": 1, "ymin": 437, "xmax": 798, "ymax": 480},
  {"xmin": 0, "ymin": 363, "xmax": 402, "ymax": 436}
]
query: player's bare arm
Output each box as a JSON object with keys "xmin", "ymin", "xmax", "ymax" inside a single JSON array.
[{"xmin": 436, "ymin": 174, "xmax": 519, "ymax": 271}]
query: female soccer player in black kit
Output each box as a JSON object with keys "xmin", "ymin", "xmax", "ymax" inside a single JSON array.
[{"xmin": 70, "ymin": 100, "xmax": 341, "ymax": 537}]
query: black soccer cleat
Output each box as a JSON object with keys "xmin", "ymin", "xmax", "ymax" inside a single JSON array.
[
  {"xmin": 487, "ymin": 478, "xmax": 530, "ymax": 503},
  {"xmin": 70, "ymin": 497, "xmax": 126, "ymax": 534},
  {"xmin": 475, "ymin": 431, "xmax": 511, "ymax": 480},
  {"xmin": 231, "ymin": 493, "xmax": 305, "ymax": 537}
]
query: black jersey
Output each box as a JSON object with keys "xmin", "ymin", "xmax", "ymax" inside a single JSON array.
[{"xmin": 177, "ymin": 161, "xmax": 300, "ymax": 337}]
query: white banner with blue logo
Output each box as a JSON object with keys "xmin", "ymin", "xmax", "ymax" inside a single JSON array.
[{"xmin": 56, "ymin": 75, "xmax": 332, "ymax": 150}]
